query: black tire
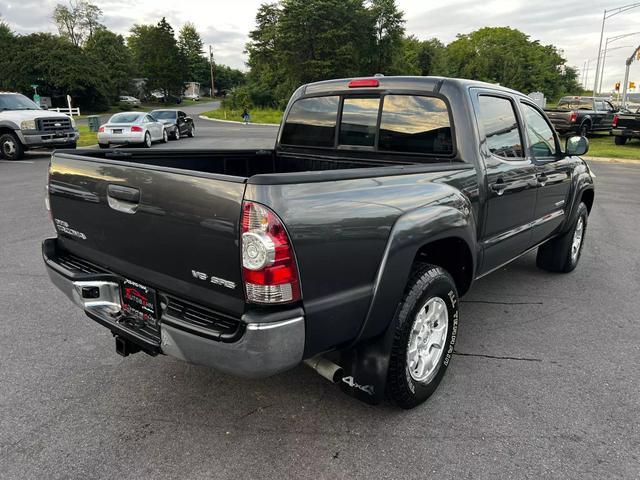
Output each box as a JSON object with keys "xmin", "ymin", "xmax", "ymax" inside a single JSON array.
[
  {"xmin": 162, "ymin": 129, "xmax": 168, "ymax": 143},
  {"xmin": 0, "ymin": 132, "xmax": 25, "ymax": 160},
  {"xmin": 187, "ymin": 125, "xmax": 195, "ymax": 137},
  {"xmin": 172, "ymin": 127, "xmax": 180, "ymax": 140},
  {"xmin": 536, "ymin": 202, "xmax": 588, "ymax": 273},
  {"xmin": 142, "ymin": 132, "xmax": 152, "ymax": 148},
  {"xmin": 386, "ymin": 263, "xmax": 459, "ymax": 409},
  {"xmin": 614, "ymin": 136, "xmax": 627, "ymax": 145},
  {"xmin": 579, "ymin": 122, "xmax": 590, "ymax": 137},
  {"xmin": 98, "ymin": 143, "xmax": 109, "ymax": 149}
]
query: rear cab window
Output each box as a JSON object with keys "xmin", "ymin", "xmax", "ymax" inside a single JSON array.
[{"xmin": 280, "ymin": 93, "xmax": 455, "ymax": 158}]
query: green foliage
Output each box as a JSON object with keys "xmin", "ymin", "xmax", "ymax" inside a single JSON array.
[
  {"xmin": 445, "ymin": 27, "xmax": 580, "ymax": 99},
  {"xmin": 128, "ymin": 18, "xmax": 186, "ymax": 97},
  {"xmin": 215, "ymin": 65, "xmax": 246, "ymax": 94},
  {"xmin": 3, "ymin": 33, "xmax": 109, "ymax": 110},
  {"xmin": 178, "ymin": 22, "xmax": 205, "ymax": 83},
  {"xmin": 401, "ymin": 36, "xmax": 447, "ymax": 76},
  {"xmin": 367, "ymin": 0, "xmax": 405, "ymax": 74},
  {"xmin": 85, "ymin": 28, "xmax": 132, "ymax": 102}
]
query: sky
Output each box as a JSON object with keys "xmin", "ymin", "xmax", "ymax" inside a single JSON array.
[{"xmin": 2, "ymin": 0, "xmax": 640, "ymax": 94}]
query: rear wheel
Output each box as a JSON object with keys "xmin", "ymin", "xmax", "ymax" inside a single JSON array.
[
  {"xmin": 0, "ymin": 132, "xmax": 24, "ymax": 160},
  {"xmin": 386, "ymin": 264, "xmax": 458, "ymax": 409},
  {"xmin": 142, "ymin": 132, "xmax": 152, "ymax": 148},
  {"xmin": 579, "ymin": 122, "xmax": 590, "ymax": 137},
  {"xmin": 614, "ymin": 135, "xmax": 627, "ymax": 145},
  {"xmin": 188, "ymin": 125, "xmax": 195, "ymax": 137},
  {"xmin": 536, "ymin": 202, "xmax": 588, "ymax": 273}
]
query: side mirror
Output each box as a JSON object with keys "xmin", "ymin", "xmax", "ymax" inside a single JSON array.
[{"xmin": 566, "ymin": 136, "xmax": 589, "ymax": 156}]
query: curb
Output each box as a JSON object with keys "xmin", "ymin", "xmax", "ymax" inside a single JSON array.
[
  {"xmin": 198, "ymin": 115, "xmax": 279, "ymax": 127},
  {"xmin": 583, "ymin": 156, "xmax": 640, "ymax": 165}
]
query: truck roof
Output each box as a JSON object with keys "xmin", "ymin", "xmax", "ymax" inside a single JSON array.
[{"xmin": 301, "ymin": 75, "xmax": 524, "ymax": 97}]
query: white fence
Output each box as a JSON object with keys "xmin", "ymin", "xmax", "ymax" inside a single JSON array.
[{"xmin": 49, "ymin": 107, "xmax": 81, "ymax": 116}]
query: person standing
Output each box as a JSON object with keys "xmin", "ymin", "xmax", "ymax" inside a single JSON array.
[{"xmin": 242, "ymin": 107, "xmax": 250, "ymax": 124}]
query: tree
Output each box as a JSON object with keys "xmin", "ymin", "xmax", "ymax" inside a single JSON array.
[
  {"xmin": 5, "ymin": 33, "xmax": 109, "ymax": 110},
  {"xmin": 128, "ymin": 18, "xmax": 186, "ymax": 97},
  {"xmin": 401, "ymin": 36, "xmax": 446, "ymax": 76},
  {"xmin": 85, "ymin": 28, "xmax": 132, "ymax": 101},
  {"xmin": 178, "ymin": 23, "xmax": 206, "ymax": 82},
  {"xmin": 367, "ymin": 0, "xmax": 405, "ymax": 74},
  {"xmin": 0, "ymin": 18, "xmax": 14, "ymax": 90},
  {"xmin": 52, "ymin": 0, "xmax": 103, "ymax": 47},
  {"xmin": 445, "ymin": 27, "xmax": 579, "ymax": 99}
]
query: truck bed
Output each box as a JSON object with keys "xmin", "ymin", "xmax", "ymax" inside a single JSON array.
[{"xmin": 69, "ymin": 148, "xmax": 417, "ymax": 180}]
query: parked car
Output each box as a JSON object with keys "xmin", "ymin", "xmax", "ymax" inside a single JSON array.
[
  {"xmin": 544, "ymin": 96, "xmax": 617, "ymax": 136},
  {"xmin": 119, "ymin": 95, "xmax": 141, "ymax": 106},
  {"xmin": 43, "ymin": 76, "xmax": 595, "ymax": 409},
  {"xmin": 612, "ymin": 108, "xmax": 640, "ymax": 144},
  {"xmin": 97, "ymin": 112, "xmax": 168, "ymax": 148},
  {"xmin": 149, "ymin": 109, "xmax": 195, "ymax": 140},
  {"xmin": 0, "ymin": 92, "xmax": 78, "ymax": 160}
]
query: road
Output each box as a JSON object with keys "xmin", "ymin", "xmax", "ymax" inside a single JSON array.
[{"xmin": 1, "ymin": 116, "xmax": 639, "ymax": 479}]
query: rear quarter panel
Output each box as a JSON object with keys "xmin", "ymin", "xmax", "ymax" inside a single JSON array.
[{"xmin": 245, "ymin": 166, "xmax": 478, "ymax": 356}]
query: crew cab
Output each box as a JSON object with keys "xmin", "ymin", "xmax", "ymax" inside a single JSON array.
[
  {"xmin": 544, "ymin": 96, "xmax": 616, "ymax": 136},
  {"xmin": 0, "ymin": 92, "xmax": 78, "ymax": 160},
  {"xmin": 612, "ymin": 108, "xmax": 640, "ymax": 144},
  {"xmin": 43, "ymin": 77, "xmax": 595, "ymax": 409}
]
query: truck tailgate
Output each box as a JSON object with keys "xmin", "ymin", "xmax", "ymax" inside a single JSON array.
[{"xmin": 48, "ymin": 152, "xmax": 247, "ymax": 316}]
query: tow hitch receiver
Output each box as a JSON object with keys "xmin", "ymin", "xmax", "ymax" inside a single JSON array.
[{"xmin": 115, "ymin": 335, "xmax": 141, "ymax": 357}]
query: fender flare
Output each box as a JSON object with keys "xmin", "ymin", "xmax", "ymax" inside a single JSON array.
[
  {"xmin": 337, "ymin": 201, "xmax": 476, "ymax": 405},
  {"xmin": 0, "ymin": 120, "xmax": 20, "ymax": 131}
]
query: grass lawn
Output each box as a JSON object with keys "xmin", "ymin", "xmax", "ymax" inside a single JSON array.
[
  {"xmin": 77, "ymin": 125, "xmax": 97, "ymax": 147},
  {"xmin": 583, "ymin": 132, "xmax": 640, "ymax": 160},
  {"xmin": 203, "ymin": 108, "xmax": 283, "ymax": 125}
]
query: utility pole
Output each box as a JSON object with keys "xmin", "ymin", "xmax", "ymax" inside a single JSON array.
[
  {"xmin": 621, "ymin": 44, "xmax": 640, "ymax": 109},
  {"xmin": 214, "ymin": 45, "xmax": 216, "ymax": 98}
]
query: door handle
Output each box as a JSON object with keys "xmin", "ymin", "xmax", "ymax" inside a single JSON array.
[
  {"xmin": 536, "ymin": 174, "xmax": 548, "ymax": 186},
  {"xmin": 490, "ymin": 179, "xmax": 508, "ymax": 196}
]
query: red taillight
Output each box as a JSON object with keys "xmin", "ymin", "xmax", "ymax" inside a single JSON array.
[
  {"xmin": 612, "ymin": 115, "xmax": 619, "ymax": 128},
  {"xmin": 570, "ymin": 111, "xmax": 577, "ymax": 123},
  {"xmin": 131, "ymin": 126, "xmax": 143, "ymax": 132},
  {"xmin": 348, "ymin": 78, "xmax": 379, "ymax": 88},
  {"xmin": 241, "ymin": 201, "xmax": 301, "ymax": 304},
  {"xmin": 98, "ymin": 126, "xmax": 105, "ymax": 133}
]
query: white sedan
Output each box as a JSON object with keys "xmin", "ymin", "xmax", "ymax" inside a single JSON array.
[{"xmin": 98, "ymin": 112, "xmax": 168, "ymax": 148}]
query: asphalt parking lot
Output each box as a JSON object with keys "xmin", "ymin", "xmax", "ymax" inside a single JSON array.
[{"xmin": 1, "ymin": 116, "xmax": 639, "ymax": 479}]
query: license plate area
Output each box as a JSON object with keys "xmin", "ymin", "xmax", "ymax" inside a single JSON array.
[
  {"xmin": 112, "ymin": 129, "xmax": 123, "ymax": 134},
  {"xmin": 121, "ymin": 278, "xmax": 158, "ymax": 321}
]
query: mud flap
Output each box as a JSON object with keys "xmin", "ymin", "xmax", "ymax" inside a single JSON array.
[{"xmin": 337, "ymin": 323, "xmax": 397, "ymax": 405}]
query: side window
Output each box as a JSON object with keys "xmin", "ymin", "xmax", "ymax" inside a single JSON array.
[
  {"xmin": 280, "ymin": 96, "xmax": 339, "ymax": 147},
  {"xmin": 378, "ymin": 95, "xmax": 453, "ymax": 155},
  {"xmin": 145, "ymin": 115, "xmax": 154, "ymax": 123},
  {"xmin": 477, "ymin": 95, "xmax": 524, "ymax": 160},
  {"xmin": 178, "ymin": 111, "xmax": 186, "ymax": 118},
  {"xmin": 521, "ymin": 103, "xmax": 557, "ymax": 158},
  {"xmin": 339, "ymin": 97, "xmax": 380, "ymax": 147},
  {"xmin": 605, "ymin": 102, "xmax": 615, "ymax": 112}
]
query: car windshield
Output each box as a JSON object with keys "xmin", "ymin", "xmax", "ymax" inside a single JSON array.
[
  {"xmin": 150, "ymin": 110, "xmax": 176, "ymax": 120},
  {"xmin": 0, "ymin": 94, "xmax": 41, "ymax": 111},
  {"xmin": 109, "ymin": 113, "xmax": 142, "ymax": 124},
  {"xmin": 557, "ymin": 100, "xmax": 594, "ymax": 110}
]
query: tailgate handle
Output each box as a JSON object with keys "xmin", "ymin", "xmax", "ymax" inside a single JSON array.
[
  {"xmin": 107, "ymin": 185, "xmax": 140, "ymax": 203},
  {"xmin": 107, "ymin": 185, "xmax": 140, "ymax": 214}
]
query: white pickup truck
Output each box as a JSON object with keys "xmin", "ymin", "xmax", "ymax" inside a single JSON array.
[{"xmin": 0, "ymin": 92, "xmax": 79, "ymax": 160}]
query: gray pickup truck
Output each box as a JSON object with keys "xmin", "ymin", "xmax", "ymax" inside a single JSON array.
[
  {"xmin": 43, "ymin": 76, "xmax": 595, "ymax": 409},
  {"xmin": 544, "ymin": 96, "xmax": 617, "ymax": 136}
]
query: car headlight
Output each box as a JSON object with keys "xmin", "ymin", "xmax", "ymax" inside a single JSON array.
[{"xmin": 20, "ymin": 120, "xmax": 36, "ymax": 131}]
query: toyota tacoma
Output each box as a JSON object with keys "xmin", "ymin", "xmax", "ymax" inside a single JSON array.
[{"xmin": 43, "ymin": 77, "xmax": 595, "ymax": 408}]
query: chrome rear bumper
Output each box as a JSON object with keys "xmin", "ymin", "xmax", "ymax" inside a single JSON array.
[{"xmin": 43, "ymin": 238, "xmax": 305, "ymax": 377}]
